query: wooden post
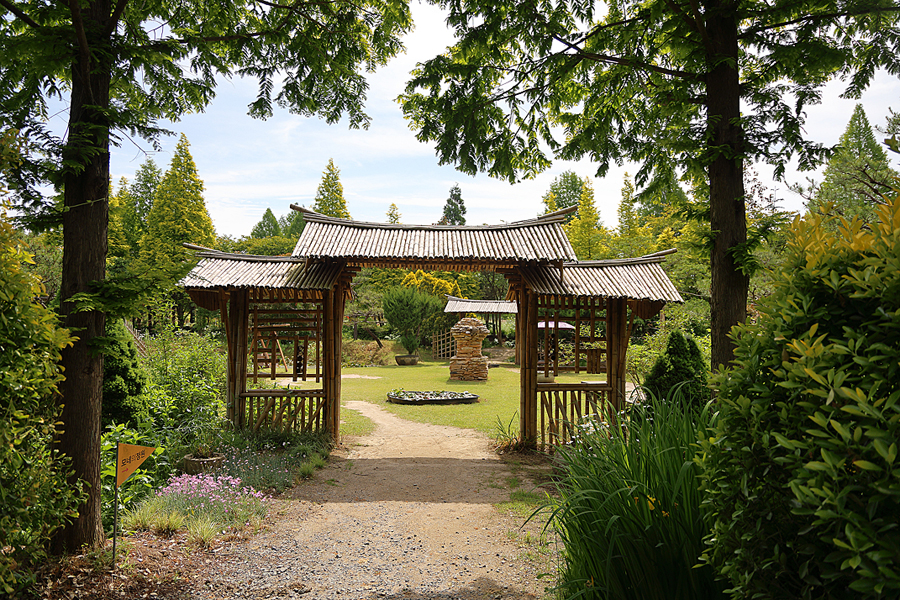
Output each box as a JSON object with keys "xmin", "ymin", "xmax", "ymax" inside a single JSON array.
[
  {"xmin": 227, "ymin": 290, "xmax": 249, "ymax": 428},
  {"xmin": 519, "ymin": 288, "xmax": 539, "ymax": 445}
]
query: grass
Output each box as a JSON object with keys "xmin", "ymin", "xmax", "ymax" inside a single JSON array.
[{"xmin": 340, "ymin": 357, "xmax": 523, "ymax": 435}]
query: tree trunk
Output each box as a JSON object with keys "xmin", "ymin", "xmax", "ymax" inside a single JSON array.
[
  {"xmin": 705, "ymin": 0, "xmax": 748, "ymax": 370},
  {"xmin": 51, "ymin": 4, "xmax": 112, "ymax": 554}
]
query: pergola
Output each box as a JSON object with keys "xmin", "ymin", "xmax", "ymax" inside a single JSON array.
[{"xmin": 181, "ymin": 205, "xmax": 682, "ymax": 446}]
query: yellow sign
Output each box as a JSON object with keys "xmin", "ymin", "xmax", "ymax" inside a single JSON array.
[{"xmin": 116, "ymin": 443, "xmax": 155, "ymax": 487}]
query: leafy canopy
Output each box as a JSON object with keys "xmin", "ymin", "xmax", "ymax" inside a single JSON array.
[{"xmin": 313, "ymin": 159, "xmax": 351, "ymax": 219}]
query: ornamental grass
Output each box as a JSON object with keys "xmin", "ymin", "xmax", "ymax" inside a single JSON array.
[{"xmin": 548, "ymin": 390, "xmax": 725, "ymax": 600}]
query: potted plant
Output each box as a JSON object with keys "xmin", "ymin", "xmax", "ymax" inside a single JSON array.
[
  {"xmin": 182, "ymin": 410, "xmax": 226, "ymax": 474},
  {"xmin": 382, "ymin": 286, "xmax": 443, "ymax": 365}
]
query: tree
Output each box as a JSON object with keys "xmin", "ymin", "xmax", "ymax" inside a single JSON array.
[
  {"xmin": 278, "ymin": 210, "xmax": 305, "ymax": 238},
  {"xmin": 438, "ymin": 184, "xmax": 466, "ymax": 225},
  {"xmin": 123, "ymin": 159, "xmax": 161, "ymax": 258},
  {"xmin": 140, "ymin": 135, "xmax": 215, "ymax": 283},
  {"xmin": 806, "ymin": 104, "xmax": 899, "ymax": 224},
  {"xmin": 541, "ymin": 171, "xmax": 584, "ymax": 223},
  {"xmin": 386, "ymin": 203, "xmax": 402, "ymax": 223},
  {"xmin": 1, "ymin": 0, "xmax": 411, "ymax": 552},
  {"xmin": 313, "ymin": 159, "xmax": 351, "ymax": 219},
  {"xmin": 565, "ymin": 178, "xmax": 605, "ymax": 259},
  {"xmin": 250, "ymin": 208, "xmax": 281, "ymax": 239},
  {"xmin": 400, "ymin": 0, "xmax": 900, "ymax": 369}
]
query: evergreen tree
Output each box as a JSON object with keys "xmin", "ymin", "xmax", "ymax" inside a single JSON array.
[
  {"xmin": 313, "ymin": 159, "xmax": 351, "ymax": 219},
  {"xmin": 565, "ymin": 178, "xmax": 603, "ymax": 259},
  {"xmin": 386, "ymin": 203, "xmax": 401, "ymax": 223},
  {"xmin": 618, "ymin": 174, "xmax": 638, "ymax": 236},
  {"xmin": 140, "ymin": 135, "xmax": 215, "ymax": 283},
  {"xmin": 808, "ymin": 105, "xmax": 899, "ymax": 224},
  {"xmin": 123, "ymin": 159, "xmax": 161, "ymax": 258},
  {"xmin": 101, "ymin": 319, "xmax": 148, "ymax": 428},
  {"xmin": 278, "ymin": 210, "xmax": 305, "ymax": 238},
  {"xmin": 642, "ymin": 330, "xmax": 708, "ymax": 407},
  {"xmin": 541, "ymin": 171, "xmax": 584, "ymax": 223},
  {"xmin": 250, "ymin": 208, "xmax": 281, "ymax": 239},
  {"xmin": 107, "ymin": 178, "xmax": 131, "ymax": 260},
  {"xmin": 439, "ymin": 184, "xmax": 466, "ymax": 225}
]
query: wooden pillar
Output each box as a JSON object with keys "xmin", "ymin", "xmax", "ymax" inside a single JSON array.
[
  {"xmin": 607, "ymin": 297, "xmax": 628, "ymax": 412},
  {"xmin": 520, "ymin": 287, "xmax": 539, "ymax": 444},
  {"xmin": 227, "ymin": 289, "xmax": 249, "ymax": 428},
  {"xmin": 323, "ymin": 282, "xmax": 345, "ymax": 443}
]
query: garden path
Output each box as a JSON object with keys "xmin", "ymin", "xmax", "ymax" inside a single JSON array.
[{"xmin": 191, "ymin": 401, "xmax": 553, "ymax": 600}]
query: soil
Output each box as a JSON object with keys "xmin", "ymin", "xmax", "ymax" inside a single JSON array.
[{"xmin": 38, "ymin": 402, "xmax": 557, "ymax": 600}]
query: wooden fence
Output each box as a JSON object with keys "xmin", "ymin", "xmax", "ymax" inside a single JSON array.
[
  {"xmin": 239, "ymin": 389, "xmax": 326, "ymax": 432},
  {"xmin": 538, "ymin": 382, "xmax": 617, "ymax": 447}
]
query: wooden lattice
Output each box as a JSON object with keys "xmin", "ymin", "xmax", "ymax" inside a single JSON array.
[
  {"xmin": 248, "ymin": 300, "xmax": 323, "ymax": 384},
  {"xmin": 431, "ymin": 329, "xmax": 457, "ymax": 359}
]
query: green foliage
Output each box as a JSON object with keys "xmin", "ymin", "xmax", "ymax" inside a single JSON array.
[
  {"xmin": 549, "ymin": 394, "xmax": 724, "ymax": 600},
  {"xmin": 564, "ymin": 178, "xmax": 607, "ymax": 259},
  {"xmin": 627, "ymin": 299, "xmax": 711, "ymax": 382},
  {"xmin": 805, "ymin": 105, "xmax": 899, "ymax": 225},
  {"xmin": 0, "ymin": 206, "xmax": 82, "ymax": 595},
  {"xmin": 250, "ymin": 208, "xmax": 281, "ymax": 239},
  {"xmin": 386, "ymin": 203, "xmax": 401, "ymax": 223},
  {"xmin": 278, "ymin": 210, "xmax": 306, "ymax": 238},
  {"xmin": 313, "ymin": 159, "xmax": 351, "ymax": 219},
  {"xmin": 140, "ymin": 135, "xmax": 216, "ymax": 284},
  {"xmin": 541, "ymin": 170, "xmax": 584, "ymax": 222},
  {"xmin": 438, "ymin": 184, "xmax": 466, "ymax": 225},
  {"xmin": 231, "ymin": 235, "xmax": 297, "ymax": 256},
  {"xmin": 382, "ymin": 286, "xmax": 444, "ymax": 354},
  {"xmin": 642, "ymin": 330, "xmax": 708, "ymax": 407},
  {"xmin": 699, "ymin": 192, "xmax": 900, "ymax": 599},
  {"xmin": 101, "ymin": 320, "xmax": 150, "ymax": 428}
]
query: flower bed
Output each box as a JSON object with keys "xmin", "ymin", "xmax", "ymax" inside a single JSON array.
[{"xmin": 386, "ymin": 389, "xmax": 479, "ymax": 405}]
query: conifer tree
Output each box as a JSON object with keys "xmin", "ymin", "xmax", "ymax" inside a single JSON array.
[
  {"xmin": 565, "ymin": 178, "xmax": 603, "ymax": 259},
  {"xmin": 140, "ymin": 135, "xmax": 215, "ymax": 283},
  {"xmin": 313, "ymin": 159, "xmax": 351, "ymax": 219},
  {"xmin": 808, "ymin": 105, "xmax": 899, "ymax": 224},
  {"xmin": 250, "ymin": 208, "xmax": 281, "ymax": 239},
  {"xmin": 386, "ymin": 203, "xmax": 401, "ymax": 223},
  {"xmin": 107, "ymin": 178, "xmax": 131, "ymax": 260},
  {"xmin": 122, "ymin": 159, "xmax": 162, "ymax": 258},
  {"xmin": 278, "ymin": 210, "xmax": 306, "ymax": 238},
  {"xmin": 438, "ymin": 184, "xmax": 466, "ymax": 225}
]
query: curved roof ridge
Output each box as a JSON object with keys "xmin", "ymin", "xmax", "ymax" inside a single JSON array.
[{"xmin": 289, "ymin": 204, "xmax": 577, "ymax": 230}]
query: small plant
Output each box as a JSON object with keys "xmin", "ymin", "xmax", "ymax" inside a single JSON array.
[
  {"xmin": 187, "ymin": 515, "xmax": 218, "ymax": 549},
  {"xmin": 493, "ymin": 412, "xmax": 527, "ymax": 453}
]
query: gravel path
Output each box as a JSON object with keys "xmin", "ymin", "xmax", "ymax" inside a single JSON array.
[{"xmin": 192, "ymin": 401, "xmax": 553, "ymax": 600}]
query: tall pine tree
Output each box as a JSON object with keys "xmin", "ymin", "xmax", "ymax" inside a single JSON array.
[
  {"xmin": 541, "ymin": 171, "xmax": 584, "ymax": 223},
  {"xmin": 250, "ymin": 208, "xmax": 281, "ymax": 238},
  {"xmin": 140, "ymin": 135, "xmax": 215, "ymax": 283},
  {"xmin": 313, "ymin": 159, "xmax": 351, "ymax": 219},
  {"xmin": 438, "ymin": 184, "xmax": 466, "ymax": 225},
  {"xmin": 386, "ymin": 203, "xmax": 401, "ymax": 223},
  {"xmin": 808, "ymin": 105, "xmax": 899, "ymax": 224},
  {"xmin": 565, "ymin": 178, "xmax": 604, "ymax": 259}
]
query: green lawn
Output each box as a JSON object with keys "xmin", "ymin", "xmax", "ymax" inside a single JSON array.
[{"xmin": 339, "ymin": 353, "xmax": 615, "ymax": 437}]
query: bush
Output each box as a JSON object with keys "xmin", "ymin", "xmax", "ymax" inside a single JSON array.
[
  {"xmin": 0, "ymin": 207, "xmax": 83, "ymax": 595},
  {"xmin": 381, "ymin": 286, "xmax": 444, "ymax": 354},
  {"xmin": 102, "ymin": 319, "xmax": 149, "ymax": 427},
  {"xmin": 699, "ymin": 194, "xmax": 900, "ymax": 599},
  {"xmin": 642, "ymin": 330, "xmax": 708, "ymax": 407},
  {"xmin": 549, "ymin": 393, "xmax": 724, "ymax": 600}
]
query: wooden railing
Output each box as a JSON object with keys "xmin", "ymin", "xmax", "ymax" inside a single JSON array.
[
  {"xmin": 538, "ymin": 382, "xmax": 616, "ymax": 447},
  {"xmin": 239, "ymin": 389, "xmax": 326, "ymax": 433}
]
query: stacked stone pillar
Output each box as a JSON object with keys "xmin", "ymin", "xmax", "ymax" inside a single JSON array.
[{"xmin": 449, "ymin": 317, "xmax": 490, "ymax": 381}]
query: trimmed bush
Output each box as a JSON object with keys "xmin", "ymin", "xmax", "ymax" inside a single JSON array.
[
  {"xmin": 699, "ymin": 193, "xmax": 900, "ymax": 599},
  {"xmin": 101, "ymin": 319, "xmax": 149, "ymax": 427},
  {"xmin": 642, "ymin": 330, "xmax": 708, "ymax": 406}
]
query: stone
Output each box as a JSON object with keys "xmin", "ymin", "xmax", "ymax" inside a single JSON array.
[{"xmin": 449, "ymin": 317, "xmax": 490, "ymax": 381}]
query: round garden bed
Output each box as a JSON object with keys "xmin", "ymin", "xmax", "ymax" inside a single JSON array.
[{"xmin": 386, "ymin": 389, "xmax": 479, "ymax": 405}]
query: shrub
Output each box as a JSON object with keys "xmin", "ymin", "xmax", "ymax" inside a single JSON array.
[
  {"xmin": 0, "ymin": 206, "xmax": 83, "ymax": 595},
  {"xmin": 382, "ymin": 285, "xmax": 444, "ymax": 354},
  {"xmin": 642, "ymin": 330, "xmax": 708, "ymax": 407},
  {"xmin": 699, "ymin": 194, "xmax": 900, "ymax": 599},
  {"xmin": 341, "ymin": 339, "xmax": 393, "ymax": 366},
  {"xmin": 101, "ymin": 319, "xmax": 149, "ymax": 427},
  {"xmin": 549, "ymin": 394, "xmax": 724, "ymax": 600}
]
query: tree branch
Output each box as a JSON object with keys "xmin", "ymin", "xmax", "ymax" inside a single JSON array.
[
  {"xmin": 740, "ymin": 6, "xmax": 900, "ymax": 37},
  {"xmin": 0, "ymin": 0, "xmax": 42, "ymax": 29},
  {"xmin": 103, "ymin": 0, "xmax": 130, "ymax": 37},
  {"xmin": 68, "ymin": 0, "xmax": 93, "ymax": 98},
  {"xmin": 553, "ymin": 34, "xmax": 699, "ymax": 79}
]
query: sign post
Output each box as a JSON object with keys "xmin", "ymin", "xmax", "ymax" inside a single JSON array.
[{"xmin": 114, "ymin": 443, "xmax": 155, "ymax": 567}]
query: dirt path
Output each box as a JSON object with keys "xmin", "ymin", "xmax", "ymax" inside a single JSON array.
[{"xmin": 193, "ymin": 402, "xmax": 555, "ymax": 600}]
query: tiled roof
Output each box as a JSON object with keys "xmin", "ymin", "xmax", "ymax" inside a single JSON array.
[{"xmin": 444, "ymin": 296, "xmax": 518, "ymax": 314}]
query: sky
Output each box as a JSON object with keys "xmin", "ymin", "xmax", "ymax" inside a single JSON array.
[{"xmin": 94, "ymin": 3, "xmax": 900, "ymax": 239}]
